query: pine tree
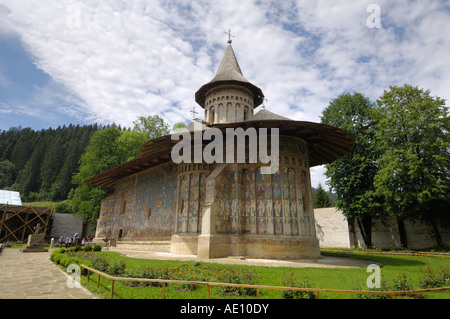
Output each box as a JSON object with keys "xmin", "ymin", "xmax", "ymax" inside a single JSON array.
[{"xmin": 314, "ymin": 183, "xmax": 331, "ymax": 208}]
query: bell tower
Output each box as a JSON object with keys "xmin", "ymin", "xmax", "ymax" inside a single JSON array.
[{"xmin": 195, "ymin": 38, "xmax": 264, "ymax": 124}]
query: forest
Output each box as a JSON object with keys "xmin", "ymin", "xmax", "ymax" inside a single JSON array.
[{"xmin": 0, "ymin": 123, "xmax": 99, "ymax": 202}]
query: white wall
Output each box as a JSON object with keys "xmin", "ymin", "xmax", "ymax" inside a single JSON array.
[
  {"xmin": 314, "ymin": 207, "xmax": 450, "ymax": 249},
  {"xmin": 314, "ymin": 207, "xmax": 351, "ymax": 248}
]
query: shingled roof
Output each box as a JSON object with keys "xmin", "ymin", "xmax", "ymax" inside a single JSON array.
[{"xmin": 195, "ymin": 44, "xmax": 264, "ymax": 108}]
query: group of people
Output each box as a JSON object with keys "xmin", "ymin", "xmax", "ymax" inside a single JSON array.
[{"xmin": 57, "ymin": 233, "xmax": 94, "ymax": 248}]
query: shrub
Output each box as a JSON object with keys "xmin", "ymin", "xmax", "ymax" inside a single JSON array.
[
  {"xmin": 83, "ymin": 245, "xmax": 93, "ymax": 252},
  {"xmin": 50, "ymin": 249, "xmax": 61, "ymax": 260},
  {"xmin": 73, "ymin": 245, "xmax": 82, "ymax": 252},
  {"xmin": 123, "ymin": 268, "xmax": 146, "ymax": 287},
  {"xmin": 90, "ymin": 254, "xmax": 110, "ymax": 272},
  {"xmin": 59, "ymin": 254, "xmax": 69, "ymax": 266},
  {"xmin": 419, "ymin": 266, "xmax": 450, "ymax": 289},
  {"xmin": 63, "ymin": 257, "xmax": 78, "ymax": 268},
  {"xmin": 93, "ymin": 245, "xmax": 102, "ymax": 252},
  {"xmin": 217, "ymin": 267, "xmax": 260, "ymax": 296},
  {"xmin": 281, "ymin": 271, "xmax": 316, "ymax": 299},
  {"xmin": 108, "ymin": 260, "xmax": 127, "ymax": 276},
  {"xmin": 52, "ymin": 253, "xmax": 63, "ymax": 264},
  {"xmin": 140, "ymin": 266, "xmax": 169, "ymax": 287},
  {"xmin": 53, "ymin": 200, "xmax": 73, "ymax": 214}
]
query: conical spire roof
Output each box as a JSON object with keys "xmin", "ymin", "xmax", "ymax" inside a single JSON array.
[
  {"xmin": 195, "ymin": 43, "xmax": 264, "ymax": 108},
  {"xmin": 210, "ymin": 44, "xmax": 248, "ymax": 83}
]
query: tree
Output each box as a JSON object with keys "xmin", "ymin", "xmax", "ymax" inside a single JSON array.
[
  {"xmin": 0, "ymin": 160, "xmax": 16, "ymax": 189},
  {"xmin": 374, "ymin": 84, "xmax": 450, "ymax": 247},
  {"xmin": 132, "ymin": 115, "xmax": 170, "ymax": 140},
  {"xmin": 321, "ymin": 92, "xmax": 384, "ymax": 248},
  {"xmin": 313, "ymin": 183, "xmax": 331, "ymax": 208},
  {"xmin": 172, "ymin": 122, "xmax": 187, "ymax": 133},
  {"xmin": 70, "ymin": 127, "xmax": 147, "ymax": 224}
]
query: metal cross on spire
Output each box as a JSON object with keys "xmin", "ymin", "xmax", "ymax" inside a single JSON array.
[
  {"xmin": 225, "ymin": 29, "xmax": 235, "ymax": 44},
  {"xmin": 190, "ymin": 106, "xmax": 198, "ymax": 120}
]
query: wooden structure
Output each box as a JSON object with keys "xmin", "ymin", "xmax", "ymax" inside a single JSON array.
[{"xmin": 0, "ymin": 204, "xmax": 52, "ymax": 243}]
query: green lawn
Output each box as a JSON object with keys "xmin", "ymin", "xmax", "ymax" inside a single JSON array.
[
  {"xmin": 21, "ymin": 201, "xmax": 56, "ymax": 207},
  {"xmin": 61, "ymin": 249, "xmax": 450, "ymax": 299}
]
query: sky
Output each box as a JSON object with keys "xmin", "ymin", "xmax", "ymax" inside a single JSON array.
[{"xmin": 0, "ymin": 0, "xmax": 449, "ymax": 190}]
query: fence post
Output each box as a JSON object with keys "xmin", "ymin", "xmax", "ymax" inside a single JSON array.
[
  {"xmin": 87, "ymin": 269, "xmax": 90, "ymax": 283},
  {"xmin": 110, "ymin": 280, "xmax": 115, "ymax": 299},
  {"xmin": 97, "ymin": 273, "xmax": 101, "ymax": 288},
  {"xmin": 317, "ymin": 291, "xmax": 320, "ymax": 299},
  {"xmin": 162, "ymin": 283, "xmax": 166, "ymax": 299},
  {"xmin": 207, "ymin": 284, "xmax": 210, "ymax": 299}
]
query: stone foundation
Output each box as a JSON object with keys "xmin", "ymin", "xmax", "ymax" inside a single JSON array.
[{"xmin": 178, "ymin": 234, "xmax": 321, "ymax": 260}]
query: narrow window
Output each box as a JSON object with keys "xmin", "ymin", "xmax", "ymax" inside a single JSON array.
[
  {"xmin": 147, "ymin": 207, "xmax": 152, "ymax": 219},
  {"xmin": 120, "ymin": 199, "xmax": 127, "ymax": 215}
]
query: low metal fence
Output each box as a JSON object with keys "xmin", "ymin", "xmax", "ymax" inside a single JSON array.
[{"xmin": 79, "ymin": 264, "xmax": 450, "ymax": 299}]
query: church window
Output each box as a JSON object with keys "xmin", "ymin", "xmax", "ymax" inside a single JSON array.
[
  {"xmin": 120, "ymin": 196, "xmax": 127, "ymax": 215},
  {"xmin": 180, "ymin": 199, "xmax": 184, "ymax": 213},
  {"xmin": 244, "ymin": 107, "xmax": 249, "ymax": 120},
  {"xmin": 209, "ymin": 109, "xmax": 215, "ymax": 123}
]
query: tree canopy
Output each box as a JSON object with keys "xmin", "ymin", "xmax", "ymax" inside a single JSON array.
[
  {"xmin": 321, "ymin": 92, "xmax": 384, "ymax": 248},
  {"xmin": 374, "ymin": 84, "xmax": 450, "ymax": 246},
  {"xmin": 322, "ymin": 86, "xmax": 450, "ymax": 248}
]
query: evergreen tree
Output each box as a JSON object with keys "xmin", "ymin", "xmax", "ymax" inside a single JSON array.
[
  {"xmin": 314, "ymin": 183, "xmax": 331, "ymax": 208},
  {"xmin": 0, "ymin": 160, "xmax": 16, "ymax": 189}
]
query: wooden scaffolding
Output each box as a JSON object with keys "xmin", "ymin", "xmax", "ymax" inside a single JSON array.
[{"xmin": 0, "ymin": 204, "xmax": 53, "ymax": 243}]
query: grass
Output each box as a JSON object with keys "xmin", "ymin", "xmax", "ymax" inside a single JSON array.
[
  {"xmin": 59, "ymin": 249, "xmax": 450, "ymax": 299},
  {"xmin": 21, "ymin": 201, "xmax": 56, "ymax": 207}
]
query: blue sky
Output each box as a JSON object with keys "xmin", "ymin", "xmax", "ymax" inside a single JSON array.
[{"xmin": 0, "ymin": 0, "xmax": 449, "ymax": 188}]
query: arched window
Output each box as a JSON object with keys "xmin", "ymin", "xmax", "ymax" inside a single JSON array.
[{"xmin": 244, "ymin": 107, "xmax": 249, "ymax": 120}]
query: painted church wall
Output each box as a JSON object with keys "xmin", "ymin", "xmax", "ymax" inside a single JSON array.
[
  {"xmin": 95, "ymin": 163, "xmax": 178, "ymax": 241},
  {"xmin": 212, "ymin": 136, "xmax": 316, "ymax": 240}
]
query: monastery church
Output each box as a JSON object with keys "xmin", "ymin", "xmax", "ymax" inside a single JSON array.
[{"xmin": 85, "ymin": 40, "xmax": 354, "ymax": 259}]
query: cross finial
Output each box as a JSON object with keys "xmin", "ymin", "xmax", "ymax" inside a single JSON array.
[
  {"xmin": 262, "ymin": 98, "xmax": 268, "ymax": 109},
  {"xmin": 225, "ymin": 29, "xmax": 234, "ymax": 44},
  {"xmin": 190, "ymin": 106, "xmax": 198, "ymax": 120}
]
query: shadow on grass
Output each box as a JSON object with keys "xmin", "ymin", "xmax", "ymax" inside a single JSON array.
[{"xmin": 321, "ymin": 251, "xmax": 426, "ymax": 267}]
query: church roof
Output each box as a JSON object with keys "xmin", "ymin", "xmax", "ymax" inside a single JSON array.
[
  {"xmin": 195, "ymin": 44, "xmax": 264, "ymax": 108},
  {"xmin": 84, "ymin": 116, "xmax": 354, "ymax": 188},
  {"xmin": 246, "ymin": 109, "xmax": 292, "ymax": 121}
]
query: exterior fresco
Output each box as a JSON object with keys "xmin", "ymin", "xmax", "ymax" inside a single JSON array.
[
  {"xmin": 95, "ymin": 164, "xmax": 178, "ymax": 241},
  {"xmin": 95, "ymin": 135, "xmax": 318, "ymax": 258},
  {"xmin": 209, "ymin": 136, "xmax": 314, "ymax": 240}
]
